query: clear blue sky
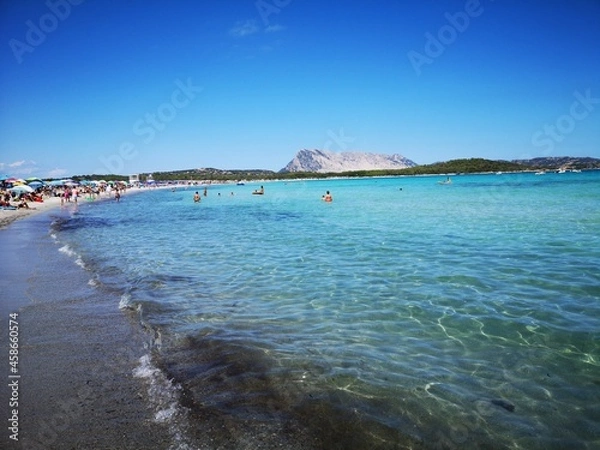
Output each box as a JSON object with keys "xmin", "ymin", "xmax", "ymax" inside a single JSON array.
[{"xmin": 1, "ymin": 0, "xmax": 599, "ymax": 177}]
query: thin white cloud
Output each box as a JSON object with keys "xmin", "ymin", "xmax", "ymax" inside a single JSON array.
[
  {"xmin": 47, "ymin": 168, "xmax": 69, "ymax": 178},
  {"xmin": 0, "ymin": 160, "xmax": 64, "ymax": 178},
  {"xmin": 229, "ymin": 20, "xmax": 260, "ymax": 38},
  {"xmin": 265, "ymin": 24, "xmax": 285, "ymax": 33}
]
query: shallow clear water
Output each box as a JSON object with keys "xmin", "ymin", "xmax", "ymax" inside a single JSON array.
[{"xmin": 52, "ymin": 172, "xmax": 600, "ymax": 449}]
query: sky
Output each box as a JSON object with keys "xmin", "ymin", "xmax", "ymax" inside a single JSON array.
[{"xmin": 1, "ymin": 0, "xmax": 599, "ymax": 178}]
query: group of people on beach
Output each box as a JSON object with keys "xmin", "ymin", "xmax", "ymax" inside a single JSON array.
[
  {"xmin": 0, "ymin": 182, "xmax": 127, "ymax": 211},
  {"xmin": 59, "ymin": 184, "xmax": 124, "ymax": 202},
  {"xmin": 0, "ymin": 189, "xmax": 42, "ymax": 210},
  {"xmin": 60, "ymin": 186, "xmax": 78, "ymax": 204}
]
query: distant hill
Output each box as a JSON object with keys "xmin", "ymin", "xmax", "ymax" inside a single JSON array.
[
  {"xmin": 281, "ymin": 149, "xmax": 417, "ymax": 173},
  {"xmin": 400, "ymin": 156, "xmax": 600, "ymax": 175},
  {"xmin": 512, "ymin": 156, "xmax": 600, "ymax": 170},
  {"xmin": 73, "ymin": 155, "xmax": 598, "ymax": 182},
  {"xmin": 398, "ymin": 158, "xmax": 525, "ymax": 175},
  {"xmin": 139, "ymin": 167, "xmax": 275, "ymax": 182}
]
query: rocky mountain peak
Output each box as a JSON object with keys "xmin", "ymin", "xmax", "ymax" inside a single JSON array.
[{"xmin": 281, "ymin": 149, "xmax": 417, "ymax": 173}]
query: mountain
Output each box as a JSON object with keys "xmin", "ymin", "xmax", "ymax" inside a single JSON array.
[{"xmin": 281, "ymin": 149, "xmax": 417, "ymax": 173}]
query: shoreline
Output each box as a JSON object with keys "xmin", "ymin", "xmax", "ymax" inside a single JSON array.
[
  {"xmin": 1, "ymin": 193, "xmax": 175, "ymax": 449},
  {"xmin": 0, "ymin": 186, "xmax": 163, "ymax": 230},
  {"xmin": 0, "ymin": 196, "xmax": 63, "ymax": 230}
]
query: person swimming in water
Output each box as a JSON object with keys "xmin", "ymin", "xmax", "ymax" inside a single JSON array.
[{"xmin": 322, "ymin": 191, "xmax": 332, "ymax": 202}]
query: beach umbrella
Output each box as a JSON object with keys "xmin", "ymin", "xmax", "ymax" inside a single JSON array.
[
  {"xmin": 25, "ymin": 177, "xmax": 43, "ymax": 182},
  {"xmin": 0, "ymin": 174, "xmax": 10, "ymax": 181},
  {"xmin": 5, "ymin": 177, "xmax": 18, "ymax": 184},
  {"xmin": 9, "ymin": 185, "xmax": 34, "ymax": 194},
  {"xmin": 48, "ymin": 180, "xmax": 66, "ymax": 186},
  {"xmin": 27, "ymin": 181, "xmax": 44, "ymax": 189}
]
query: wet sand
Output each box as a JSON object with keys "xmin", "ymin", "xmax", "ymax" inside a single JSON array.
[
  {"xmin": 0, "ymin": 196, "xmax": 63, "ymax": 230},
  {"xmin": 1, "ymin": 207, "xmax": 172, "ymax": 449}
]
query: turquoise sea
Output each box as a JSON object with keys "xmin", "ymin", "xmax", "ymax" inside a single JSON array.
[{"xmin": 49, "ymin": 171, "xmax": 600, "ymax": 449}]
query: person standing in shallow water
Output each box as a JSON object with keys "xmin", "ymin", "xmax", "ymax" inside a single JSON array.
[{"xmin": 193, "ymin": 192, "xmax": 200, "ymax": 203}]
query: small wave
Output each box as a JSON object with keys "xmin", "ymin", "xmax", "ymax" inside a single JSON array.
[
  {"xmin": 58, "ymin": 244, "xmax": 86, "ymax": 268},
  {"xmin": 133, "ymin": 354, "xmax": 194, "ymax": 449},
  {"xmin": 118, "ymin": 293, "xmax": 136, "ymax": 311},
  {"xmin": 132, "ymin": 354, "xmax": 183, "ymax": 422},
  {"xmin": 133, "ymin": 354, "xmax": 160, "ymax": 378},
  {"xmin": 58, "ymin": 244, "xmax": 76, "ymax": 257}
]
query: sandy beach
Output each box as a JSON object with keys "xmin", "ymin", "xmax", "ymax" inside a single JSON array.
[
  {"xmin": 0, "ymin": 196, "xmax": 63, "ymax": 229},
  {"xmin": 0, "ymin": 186, "xmax": 150, "ymax": 230},
  {"xmin": 0, "ymin": 188, "xmax": 176, "ymax": 450}
]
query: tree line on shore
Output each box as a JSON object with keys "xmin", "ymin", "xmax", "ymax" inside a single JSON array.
[{"xmin": 68, "ymin": 157, "xmax": 599, "ymax": 183}]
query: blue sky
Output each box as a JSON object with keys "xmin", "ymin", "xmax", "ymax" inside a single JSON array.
[{"xmin": 1, "ymin": 0, "xmax": 599, "ymax": 177}]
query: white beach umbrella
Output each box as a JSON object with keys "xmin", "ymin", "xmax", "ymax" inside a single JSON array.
[{"xmin": 9, "ymin": 185, "xmax": 34, "ymax": 194}]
